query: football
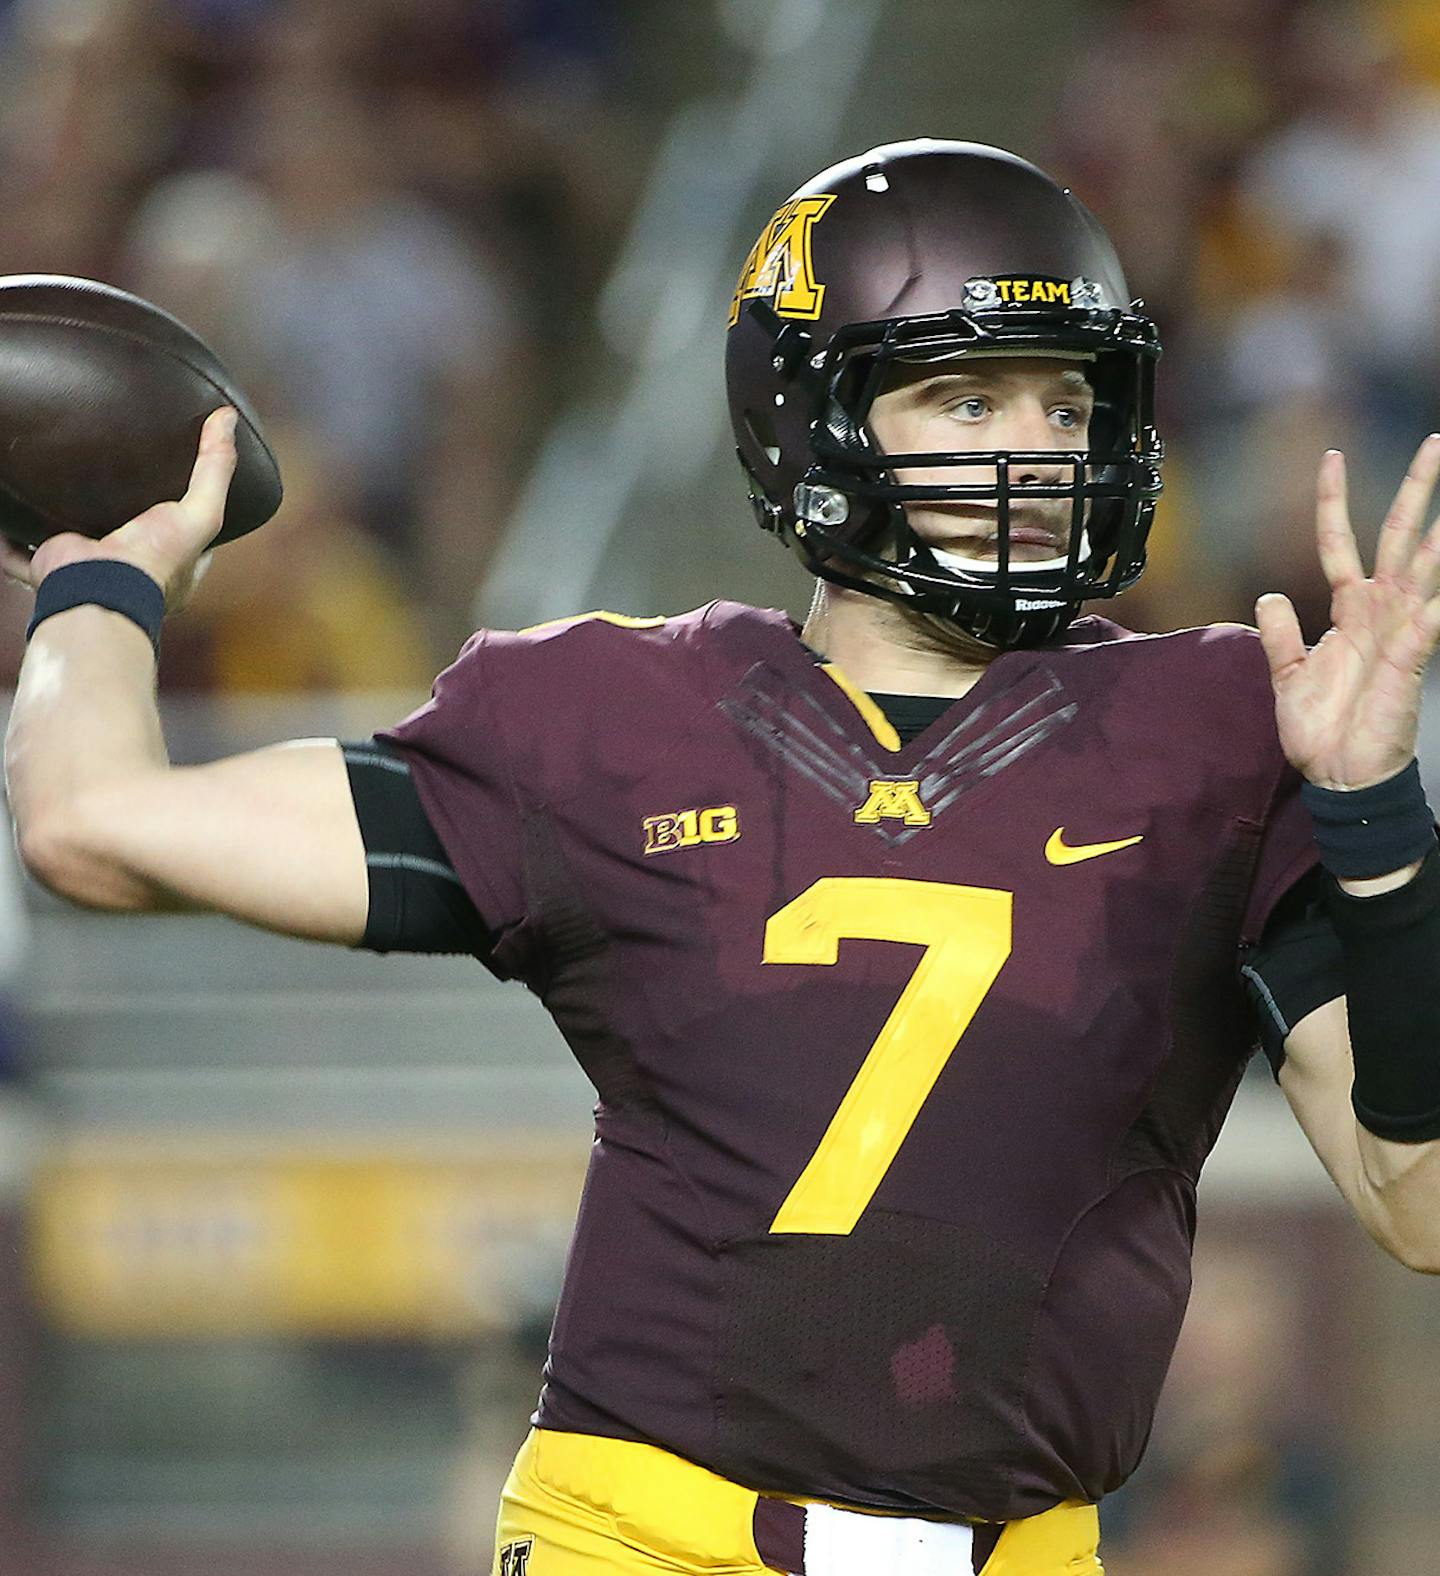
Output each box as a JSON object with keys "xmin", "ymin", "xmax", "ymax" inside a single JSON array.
[{"xmin": 0, "ymin": 274, "xmax": 282, "ymax": 550}]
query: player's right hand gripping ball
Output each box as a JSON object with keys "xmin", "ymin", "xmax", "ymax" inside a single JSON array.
[{"xmin": 0, "ymin": 274, "xmax": 282, "ymax": 550}]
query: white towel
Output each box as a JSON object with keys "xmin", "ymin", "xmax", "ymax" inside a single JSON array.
[{"xmin": 803, "ymin": 1501, "xmax": 975, "ymax": 1576}]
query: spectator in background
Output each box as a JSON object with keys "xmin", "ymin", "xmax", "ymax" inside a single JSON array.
[
  {"xmin": 120, "ymin": 164, "xmax": 278, "ymax": 357},
  {"xmin": 1382, "ymin": 0, "xmax": 1440, "ymax": 86},
  {"xmin": 227, "ymin": 80, "xmax": 524, "ymax": 641},
  {"xmin": 1053, "ymin": 0, "xmax": 1440, "ymax": 646},
  {"xmin": 0, "ymin": 0, "xmax": 615, "ymax": 660},
  {"xmin": 1051, "ymin": 0, "xmax": 1291, "ymax": 323},
  {"xmin": 0, "ymin": 0, "xmax": 186, "ymax": 281},
  {"xmin": 1048, "ymin": 0, "xmax": 1299, "ymax": 636},
  {"xmin": 1188, "ymin": 0, "xmax": 1440, "ymax": 641},
  {"xmin": 369, "ymin": 0, "xmax": 632, "ymax": 348},
  {"xmin": 161, "ymin": 426, "xmax": 439, "ymax": 692},
  {"xmin": 1242, "ymin": 1, "xmax": 1440, "ymax": 436},
  {"xmin": 0, "ymin": 0, "xmax": 638, "ymax": 663},
  {"xmin": 1185, "ymin": 229, "xmax": 1358, "ymax": 644},
  {"xmin": 1101, "ymin": 1230, "xmax": 1348, "ymax": 1576}
]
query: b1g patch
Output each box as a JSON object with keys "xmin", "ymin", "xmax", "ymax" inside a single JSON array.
[
  {"xmin": 642, "ymin": 804, "xmax": 740, "ymax": 855},
  {"xmin": 498, "ymin": 1536, "xmax": 533, "ymax": 1576},
  {"xmin": 729, "ymin": 194, "xmax": 836, "ymax": 326}
]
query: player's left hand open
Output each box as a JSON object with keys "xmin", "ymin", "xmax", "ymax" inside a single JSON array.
[
  {"xmin": 0, "ymin": 406, "xmax": 238, "ymax": 615},
  {"xmin": 1257, "ymin": 433, "xmax": 1440, "ymax": 791}
]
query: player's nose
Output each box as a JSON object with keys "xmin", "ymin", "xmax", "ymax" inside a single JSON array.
[{"xmin": 1008, "ymin": 402, "xmax": 1074, "ymax": 485}]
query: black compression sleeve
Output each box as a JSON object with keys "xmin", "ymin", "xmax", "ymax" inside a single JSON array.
[
  {"xmin": 341, "ymin": 739, "xmax": 492, "ymax": 956},
  {"xmin": 1326, "ymin": 847, "xmax": 1440, "ymax": 1142},
  {"xmin": 1241, "ymin": 870, "xmax": 1344, "ymax": 1079}
]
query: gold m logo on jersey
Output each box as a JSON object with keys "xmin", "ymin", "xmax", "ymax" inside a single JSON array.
[
  {"xmin": 853, "ymin": 779, "xmax": 931, "ymax": 828},
  {"xmin": 728, "ymin": 194, "xmax": 836, "ymax": 326},
  {"xmin": 499, "ymin": 1538, "xmax": 533, "ymax": 1576},
  {"xmin": 643, "ymin": 805, "xmax": 740, "ymax": 855}
]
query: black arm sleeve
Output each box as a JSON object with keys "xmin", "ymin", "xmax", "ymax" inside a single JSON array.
[
  {"xmin": 1244, "ymin": 852, "xmax": 1440, "ymax": 1143},
  {"xmin": 1326, "ymin": 847, "xmax": 1440, "ymax": 1142},
  {"xmin": 341, "ymin": 738, "xmax": 494, "ymax": 957},
  {"xmin": 1241, "ymin": 869, "xmax": 1345, "ymax": 1079}
]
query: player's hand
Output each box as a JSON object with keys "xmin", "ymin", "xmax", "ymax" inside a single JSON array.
[
  {"xmin": 1257, "ymin": 434, "xmax": 1440, "ymax": 790},
  {"xmin": 0, "ymin": 406, "xmax": 238, "ymax": 615}
]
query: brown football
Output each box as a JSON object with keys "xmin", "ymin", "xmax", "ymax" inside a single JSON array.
[{"xmin": 0, "ymin": 274, "xmax": 282, "ymax": 549}]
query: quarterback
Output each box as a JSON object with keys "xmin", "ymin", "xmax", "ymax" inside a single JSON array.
[{"xmin": 10, "ymin": 142, "xmax": 1440, "ymax": 1576}]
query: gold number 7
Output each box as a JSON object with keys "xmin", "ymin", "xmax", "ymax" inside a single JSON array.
[{"xmin": 764, "ymin": 876, "xmax": 1013, "ymax": 1235}]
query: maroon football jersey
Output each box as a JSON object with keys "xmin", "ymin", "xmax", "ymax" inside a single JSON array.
[{"xmin": 381, "ymin": 603, "xmax": 1318, "ymax": 1522}]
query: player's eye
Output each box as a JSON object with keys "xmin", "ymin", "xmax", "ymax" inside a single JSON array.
[
  {"xmin": 944, "ymin": 395, "xmax": 989, "ymax": 421},
  {"xmin": 1052, "ymin": 405, "xmax": 1088, "ymax": 430}
]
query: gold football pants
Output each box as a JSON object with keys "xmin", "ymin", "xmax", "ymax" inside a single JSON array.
[{"xmin": 493, "ymin": 1428, "xmax": 1103, "ymax": 1575}]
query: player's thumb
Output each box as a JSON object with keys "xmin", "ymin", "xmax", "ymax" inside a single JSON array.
[
  {"xmin": 177, "ymin": 407, "xmax": 239, "ymax": 547},
  {"xmin": 1255, "ymin": 592, "xmax": 1306, "ymax": 683}
]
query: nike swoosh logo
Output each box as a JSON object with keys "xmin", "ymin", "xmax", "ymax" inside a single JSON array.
[{"xmin": 1045, "ymin": 827, "xmax": 1145, "ymax": 865}]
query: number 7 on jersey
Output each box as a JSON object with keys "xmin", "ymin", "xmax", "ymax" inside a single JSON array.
[{"xmin": 763, "ymin": 877, "xmax": 1013, "ymax": 1235}]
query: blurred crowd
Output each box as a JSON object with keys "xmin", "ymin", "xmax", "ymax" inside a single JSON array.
[
  {"xmin": 0, "ymin": 0, "xmax": 642, "ymax": 687},
  {"xmin": 1101, "ymin": 1214, "xmax": 1353, "ymax": 1576},
  {"xmin": 1051, "ymin": 0, "xmax": 1440, "ymax": 641},
  {"xmin": 0, "ymin": 0, "xmax": 1436, "ymax": 689}
]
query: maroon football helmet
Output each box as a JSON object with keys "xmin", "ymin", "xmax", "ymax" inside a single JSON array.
[{"xmin": 725, "ymin": 139, "xmax": 1162, "ymax": 648}]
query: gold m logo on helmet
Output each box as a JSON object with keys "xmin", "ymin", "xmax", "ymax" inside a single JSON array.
[
  {"xmin": 853, "ymin": 779, "xmax": 931, "ymax": 828},
  {"xmin": 729, "ymin": 194, "xmax": 836, "ymax": 327}
]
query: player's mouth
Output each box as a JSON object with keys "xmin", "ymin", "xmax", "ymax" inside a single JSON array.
[
  {"xmin": 958, "ymin": 536, "xmax": 1065, "ymax": 563},
  {"xmin": 932, "ymin": 516, "xmax": 1068, "ymax": 563}
]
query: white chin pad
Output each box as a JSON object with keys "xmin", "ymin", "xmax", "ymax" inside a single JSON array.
[{"xmin": 930, "ymin": 530, "xmax": 1090, "ymax": 577}]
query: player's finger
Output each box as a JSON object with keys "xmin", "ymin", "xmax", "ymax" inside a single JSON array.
[
  {"xmin": 1315, "ymin": 449, "xmax": 1364, "ymax": 590},
  {"xmin": 1376, "ymin": 432, "xmax": 1440, "ymax": 581},
  {"xmin": 1399, "ymin": 591, "xmax": 1440, "ymax": 672},
  {"xmin": 1406, "ymin": 498, "xmax": 1440, "ymax": 604},
  {"xmin": 178, "ymin": 407, "xmax": 238, "ymax": 531},
  {"xmin": 1422, "ymin": 589, "xmax": 1440, "ymax": 640},
  {"xmin": 1255, "ymin": 592, "xmax": 1307, "ymax": 684}
]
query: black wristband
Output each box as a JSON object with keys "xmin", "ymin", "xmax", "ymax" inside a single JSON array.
[
  {"xmin": 1325, "ymin": 847, "xmax": 1440, "ymax": 1142},
  {"xmin": 26, "ymin": 560, "xmax": 165, "ymax": 652},
  {"xmin": 1301, "ymin": 759, "xmax": 1437, "ymax": 879}
]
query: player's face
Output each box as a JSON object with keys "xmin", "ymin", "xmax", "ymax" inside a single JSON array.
[{"xmin": 866, "ymin": 356, "xmax": 1094, "ymax": 563}]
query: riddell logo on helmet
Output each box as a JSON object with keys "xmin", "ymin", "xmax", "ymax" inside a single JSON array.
[{"xmin": 728, "ymin": 194, "xmax": 836, "ymax": 327}]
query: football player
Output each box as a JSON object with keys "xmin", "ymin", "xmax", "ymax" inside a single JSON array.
[{"xmin": 10, "ymin": 141, "xmax": 1440, "ymax": 1576}]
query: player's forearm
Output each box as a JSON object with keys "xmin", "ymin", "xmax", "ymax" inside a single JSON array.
[
  {"xmin": 5, "ymin": 607, "xmax": 169, "ymax": 904},
  {"xmin": 1354, "ymin": 1127, "xmax": 1440, "ymax": 1273}
]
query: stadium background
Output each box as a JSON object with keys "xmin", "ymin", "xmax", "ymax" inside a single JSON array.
[{"xmin": 0, "ymin": 0, "xmax": 1438, "ymax": 1572}]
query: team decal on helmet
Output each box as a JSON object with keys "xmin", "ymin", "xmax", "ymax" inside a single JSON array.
[
  {"xmin": 963, "ymin": 275, "xmax": 1099, "ymax": 308},
  {"xmin": 727, "ymin": 194, "xmax": 836, "ymax": 327}
]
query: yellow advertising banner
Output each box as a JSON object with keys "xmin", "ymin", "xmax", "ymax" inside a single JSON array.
[{"xmin": 30, "ymin": 1136, "xmax": 589, "ymax": 1337}]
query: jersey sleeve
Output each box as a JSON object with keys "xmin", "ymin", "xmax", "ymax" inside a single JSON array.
[{"xmin": 375, "ymin": 632, "xmax": 535, "ymax": 979}]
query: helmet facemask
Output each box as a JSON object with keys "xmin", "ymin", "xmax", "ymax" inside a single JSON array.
[{"xmin": 783, "ymin": 305, "xmax": 1162, "ymax": 649}]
